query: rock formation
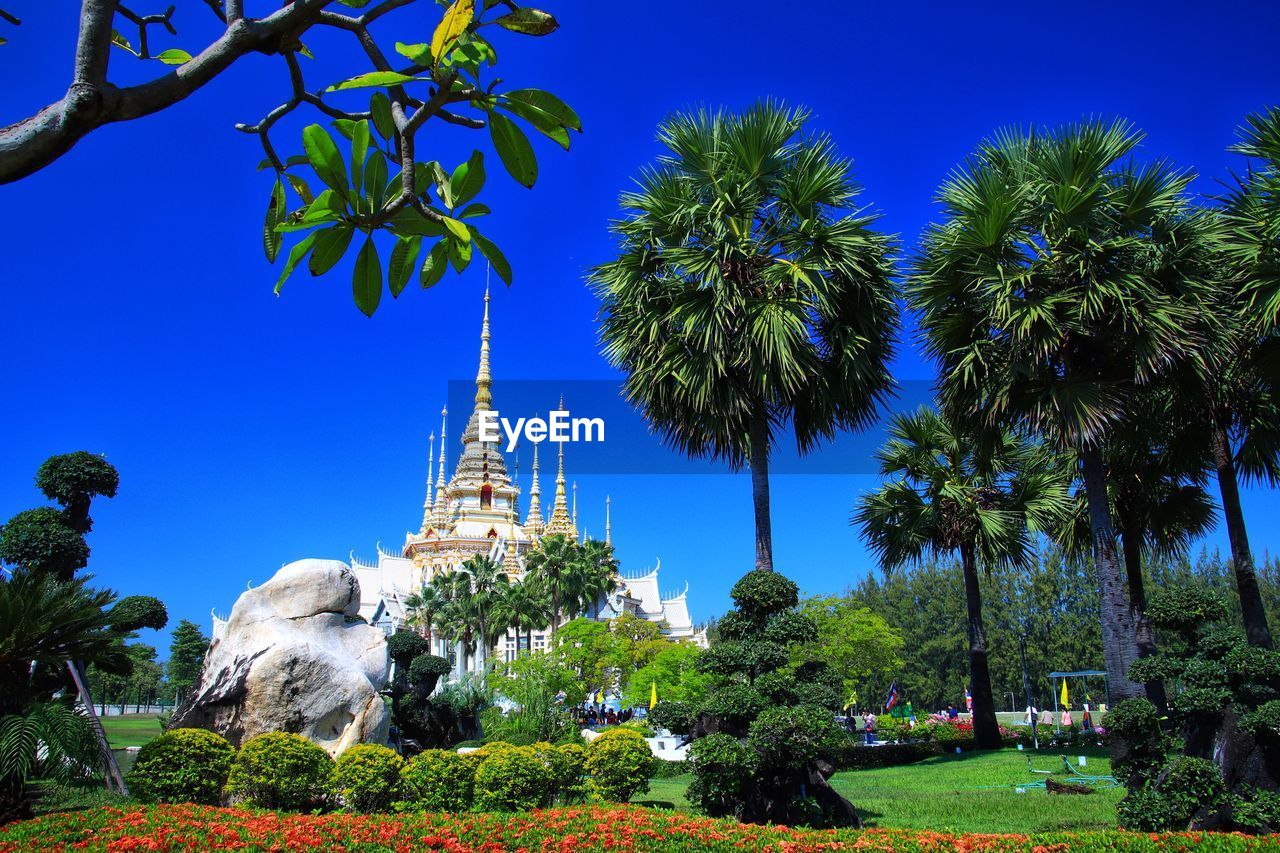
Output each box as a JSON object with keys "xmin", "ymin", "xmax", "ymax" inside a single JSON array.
[{"xmin": 171, "ymin": 559, "xmax": 389, "ymax": 756}]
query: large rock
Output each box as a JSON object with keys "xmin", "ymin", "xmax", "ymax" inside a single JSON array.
[{"xmin": 171, "ymin": 559, "xmax": 390, "ymax": 756}]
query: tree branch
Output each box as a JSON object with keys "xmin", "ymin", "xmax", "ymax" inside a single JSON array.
[
  {"xmin": 0, "ymin": 8, "xmax": 21, "ymax": 26},
  {"xmin": 115, "ymin": 4, "xmax": 177, "ymax": 60}
]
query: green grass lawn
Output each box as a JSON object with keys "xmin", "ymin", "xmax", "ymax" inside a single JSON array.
[
  {"xmin": 637, "ymin": 747, "xmax": 1122, "ymax": 834},
  {"xmin": 99, "ymin": 714, "xmax": 162, "ymax": 749}
]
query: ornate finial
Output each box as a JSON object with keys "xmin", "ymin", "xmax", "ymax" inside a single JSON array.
[
  {"xmin": 545, "ymin": 430, "xmax": 577, "ymax": 539},
  {"xmin": 605, "ymin": 495, "xmax": 611, "ymax": 546},
  {"xmin": 572, "ymin": 480, "xmax": 578, "ymax": 526},
  {"xmin": 421, "ymin": 431, "xmax": 436, "ymax": 533},
  {"xmin": 432, "ymin": 406, "xmax": 449, "ymax": 528},
  {"xmin": 475, "ymin": 285, "xmax": 492, "ymax": 410},
  {"xmin": 525, "ymin": 442, "xmax": 544, "ymax": 537}
]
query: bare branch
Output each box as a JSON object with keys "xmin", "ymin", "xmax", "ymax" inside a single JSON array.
[
  {"xmin": 0, "ymin": 8, "xmax": 21, "ymax": 26},
  {"xmin": 436, "ymin": 109, "xmax": 484, "ymax": 129},
  {"xmin": 116, "ymin": 4, "xmax": 177, "ymax": 60}
]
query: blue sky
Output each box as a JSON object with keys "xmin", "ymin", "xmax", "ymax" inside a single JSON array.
[{"xmin": 3, "ymin": 1, "xmax": 1280, "ymax": 654}]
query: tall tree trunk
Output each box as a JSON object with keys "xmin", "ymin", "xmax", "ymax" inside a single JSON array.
[
  {"xmin": 1121, "ymin": 524, "xmax": 1167, "ymax": 712},
  {"xmin": 1079, "ymin": 445, "xmax": 1144, "ymax": 700},
  {"xmin": 66, "ymin": 661, "xmax": 127, "ymax": 795},
  {"xmin": 1212, "ymin": 419, "xmax": 1274, "ymax": 648},
  {"xmin": 748, "ymin": 410, "xmax": 774, "ymax": 572},
  {"xmin": 551, "ymin": 588, "xmax": 561, "ymax": 646},
  {"xmin": 959, "ymin": 543, "xmax": 1002, "ymax": 749}
]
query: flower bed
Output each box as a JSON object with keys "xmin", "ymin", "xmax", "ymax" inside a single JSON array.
[{"xmin": 2, "ymin": 804, "xmax": 1276, "ymax": 852}]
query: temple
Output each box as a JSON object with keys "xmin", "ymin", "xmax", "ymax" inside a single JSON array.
[{"xmin": 342, "ymin": 287, "xmax": 706, "ymax": 676}]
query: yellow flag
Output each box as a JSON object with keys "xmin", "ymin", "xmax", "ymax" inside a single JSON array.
[
  {"xmin": 1059, "ymin": 678, "xmax": 1070, "ymax": 708},
  {"xmin": 649, "ymin": 680, "xmax": 658, "ymax": 710}
]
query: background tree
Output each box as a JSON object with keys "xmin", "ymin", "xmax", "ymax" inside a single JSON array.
[
  {"xmin": 0, "ymin": 1, "xmax": 579, "ymax": 315},
  {"xmin": 793, "ymin": 595, "xmax": 904, "ymax": 705},
  {"xmin": 855, "ymin": 407, "xmax": 1070, "ymax": 748},
  {"xmin": 622, "ymin": 642, "xmax": 713, "ymax": 708},
  {"xmin": 491, "ymin": 575, "xmax": 550, "ymax": 658},
  {"xmin": 909, "ymin": 119, "xmax": 1220, "ymax": 700},
  {"xmin": 523, "ymin": 533, "xmax": 577, "ymax": 643},
  {"xmin": 592, "ymin": 101, "xmax": 899, "ymax": 572},
  {"xmin": 166, "ymin": 619, "xmax": 210, "ymax": 704}
]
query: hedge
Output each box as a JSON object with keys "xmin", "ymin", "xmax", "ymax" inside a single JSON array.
[{"xmin": 3, "ymin": 804, "xmax": 1276, "ymax": 852}]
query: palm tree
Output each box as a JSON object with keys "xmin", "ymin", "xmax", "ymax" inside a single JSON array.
[
  {"xmin": 908, "ymin": 119, "xmax": 1221, "ymax": 700},
  {"xmin": 493, "ymin": 577, "xmax": 551, "ymax": 659},
  {"xmin": 592, "ymin": 101, "xmax": 899, "ymax": 573},
  {"xmin": 402, "ymin": 583, "xmax": 444, "ymax": 647},
  {"xmin": 855, "ymin": 407, "xmax": 1070, "ymax": 748},
  {"xmin": 574, "ymin": 538, "xmax": 619, "ymax": 619},
  {"xmin": 523, "ymin": 534, "xmax": 578, "ymax": 644}
]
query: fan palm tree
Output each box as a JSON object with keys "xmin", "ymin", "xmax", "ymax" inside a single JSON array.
[
  {"xmin": 855, "ymin": 407, "xmax": 1071, "ymax": 748},
  {"xmin": 523, "ymin": 534, "xmax": 578, "ymax": 644},
  {"xmin": 908, "ymin": 119, "xmax": 1221, "ymax": 699},
  {"xmin": 402, "ymin": 583, "xmax": 444, "ymax": 646},
  {"xmin": 574, "ymin": 538, "xmax": 620, "ymax": 619},
  {"xmin": 592, "ymin": 101, "xmax": 899, "ymax": 573},
  {"xmin": 493, "ymin": 577, "xmax": 552, "ymax": 659}
]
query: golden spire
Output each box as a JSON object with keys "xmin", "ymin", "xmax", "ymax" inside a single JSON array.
[
  {"xmin": 605, "ymin": 495, "xmax": 611, "ymax": 546},
  {"xmin": 431, "ymin": 406, "xmax": 449, "ymax": 528},
  {"xmin": 525, "ymin": 442, "xmax": 545, "ymax": 537},
  {"xmin": 572, "ymin": 480, "xmax": 578, "ymax": 528},
  {"xmin": 421, "ymin": 432, "xmax": 435, "ymax": 534},
  {"xmin": 545, "ymin": 426, "xmax": 578, "ymax": 540}
]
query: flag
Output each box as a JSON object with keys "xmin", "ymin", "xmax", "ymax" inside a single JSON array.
[
  {"xmin": 649, "ymin": 680, "xmax": 658, "ymax": 710},
  {"xmin": 965, "ymin": 685, "xmax": 973, "ymax": 713},
  {"xmin": 1059, "ymin": 678, "xmax": 1069, "ymax": 708},
  {"xmin": 884, "ymin": 680, "xmax": 899, "ymax": 711}
]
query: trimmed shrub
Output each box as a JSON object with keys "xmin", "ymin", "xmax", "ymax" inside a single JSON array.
[
  {"xmin": 1118, "ymin": 757, "xmax": 1229, "ymax": 832},
  {"xmin": 226, "ymin": 732, "xmax": 334, "ymax": 811},
  {"xmin": 407, "ymin": 654, "xmax": 451, "ymax": 690},
  {"xmin": 651, "ymin": 758, "xmax": 689, "ymax": 779},
  {"xmin": 334, "ymin": 744, "xmax": 403, "ymax": 813},
  {"xmin": 1105, "ymin": 699, "xmax": 1168, "ymax": 784},
  {"xmin": 386, "ymin": 631, "xmax": 431, "ymax": 665},
  {"xmin": 648, "ymin": 700, "xmax": 695, "ymax": 736},
  {"xmin": 747, "ymin": 705, "xmax": 845, "ymax": 773},
  {"xmin": 699, "ymin": 684, "xmax": 767, "ymax": 730},
  {"xmin": 399, "ymin": 749, "xmax": 476, "ymax": 812},
  {"xmin": 539, "ymin": 742, "xmax": 588, "ymax": 805},
  {"xmin": 730, "ymin": 570, "xmax": 798, "ymax": 621},
  {"xmin": 585, "ymin": 727, "xmax": 655, "ymax": 803},
  {"xmin": 127, "ymin": 728, "xmax": 233, "ymax": 805},
  {"xmin": 473, "ymin": 745, "xmax": 551, "ymax": 812},
  {"xmin": 687, "ymin": 734, "xmax": 754, "ymax": 818}
]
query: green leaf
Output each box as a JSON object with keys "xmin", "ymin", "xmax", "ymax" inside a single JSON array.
[
  {"xmin": 275, "ymin": 232, "xmax": 319, "ymax": 295},
  {"xmin": 502, "ymin": 89, "xmax": 581, "ymax": 132},
  {"xmin": 471, "ymin": 230, "xmax": 511, "ymax": 284},
  {"xmin": 302, "ymin": 125, "xmax": 349, "ymax": 195},
  {"xmin": 364, "ymin": 152, "xmax": 388, "ymax": 208},
  {"xmin": 301, "ymin": 189, "xmax": 345, "ymax": 223},
  {"xmin": 110, "ymin": 30, "xmax": 138, "ymax": 56},
  {"xmin": 309, "ymin": 224, "xmax": 355, "ymax": 276},
  {"xmin": 447, "ymin": 234, "xmax": 473, "ymax": 272},
  {"xmin": 284, "ymin": 173, "xmax": 314, "ymax": 205},
  {"xmin": 488, "ymin": 113, "xmax": 537, "ymax": 188},
  {"xmin": 420, "ymin": 242, "xmax": 449, "ymax": 289},
  {"xmin": 257, "ymin": 154, "xmax": 309, "ymax": 172},
  {"xmin": 492, "ymin": 8, "xmax": 558, "ymax": 35},
  {"xmin": 458, "ymin": 202, "xmax": 490, "ymax": 219},
  {"xmin": 264, "ymin": 179, "xmax": 286, "ymax": 262},
  {"xmin": 440, "ymin": 215, "xmax": 470, "ymax": 242},
  {"xmin": 350, "ymin": 120, "xmax": 370, "ymax": 194},
  {"xmin": 389, "ymin": 235, "xmax": 422, "ymax": 298},
  {"xmin": 370, "ymin": 92, "xmax": 395, "ymax": 140},
  {"xmin": 432, "ymin": 0, "xmax": 475, "ymax": 63},
  {"xmin": 450, "ymin": 150, "xmax": 486, "ymax": 209},
  {"xmin": 432, "ymin": 160, "xmax": 454, "ymax": 209},
  {"xmin": 325, "ymin": 71, "xmax": 422, "ymax": 92},
  {"xmin": 390, "ymin": 208, "xmax": 446, "ymax": 237},
  {"xmin": 331, "ymin": 119, "xmax": 358, "ymax": 140},
  {"xmin": 499, "ymin": 100, "xmax": 570, "ymax": 149},
  {"xmin": 394, "ymin": 42, "xmax": 433, "ymax": 65},
  {"xmin": 155, "ymin": 48, "xmax": 192, "ymax": 66},
  {"xmin": 352, "ymin": 236, "xmax": 382, "ymax": 317}
]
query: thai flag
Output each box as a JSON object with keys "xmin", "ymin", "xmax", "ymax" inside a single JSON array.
[
  {"xmin": 965, "ymin": 686, "xmax": 973, "ymax": 712},
  {"xmin": 884, "ymin": 680, "xmax": 899, "ymax": 711}
]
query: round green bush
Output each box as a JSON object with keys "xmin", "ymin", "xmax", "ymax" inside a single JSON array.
[
  {"xmin": 408, "ymin": 654, "xmax": 451, "ymax": 684},
  {"xmin": 127, "ymin": 728, "xmax": 234, "ymax": 805},
  {"xmin": 533, "ymin": 741, "xmax": 588, "ymax": 805},
  {"xmin": 730, "ymin": 570, "xmax": 799, "ymax": 621},
  {"xmin": 334, "ymin": 744, "xmax": 404, "ymax": 813},
  {"xmin": 714, "ymin": 610, "xmax": 757, "ymax": 642},
  {"xmin": 699, "ymin": 683, "xmax": 767, "ymax": 730},
  {"xmin": 649, "ymin": 700, "xmax": 696, "ymax": 735},
  {"xmin": 747, "ymin": 705, "xmax": 844, "ymax": 773},
  {"xmin": 473, "ymin": 745, "xmax": 552, "ymax": 811},
  {"xmin": 1145, "ymin": 587, "xmax": 1227, "ymax": 637},
  {"xmin": 687, "ymin": 733, "xmax": 755, "ymax": 818},
  {"xmin": 584, "ymin": 727, "xmax": 655, "ymax": 803},
  {"xmin": 763, "ymin": 611, "xmax": 818, "ymax": 646},
  {"xmin": 226, "ymin": 732, "xmax": 334, "ymax": 811},
  {"xmin": 386, "ymin": 631, "xmax": 431, "ymax": 665},
  {"xmin": 752, "ymin": 671, "xmax": 799, "ymax": 706},
  {"xmin": 400, "ymin": 749, "xmax": 476, "ymax": 812}
]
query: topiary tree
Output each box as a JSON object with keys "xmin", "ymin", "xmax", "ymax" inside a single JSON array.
[
  {"xmin": 127, "ymin": 728, "xmax": 234, "ymax": 805},
  {"xmin": 583, "ymin": 727, "xmax": 654, "ymax": 803},
  {"xmin": 684, "ymin": 569, "xmax": 859, "ymax": 828},
  {"xmin": 472, "ymin": 744, "xmax": 551, "ymax": 811},
  {"xmin": 226, "ymin": 731, "xmax": 334, "ymax": 811},
  {"xmin": 383, "ymin": 629, "xmax": 455, "ymax": 751},
  {"xmin": 333, "ymin": 743, "xmax": 404, "ymax": 813},
  {"xmin": 399, "ymin": 748, "xmax": 476, "ymax": 812},
  {"xmin": 1110, "ymin": 584, "xmax": 1280, "ymax": 831}
]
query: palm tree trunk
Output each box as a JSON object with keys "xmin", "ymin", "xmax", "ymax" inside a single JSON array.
[
  {"xmin": 551, "ymin": 589, "xmax": 561, "ymax": 646},
  {"xmin": 1120, "ymin": 524, "xmax": 1167, "ymax": 712},
  {"xmin": 1212, "ymin": 419, "xmax": 1274, "ymax": 648},
  {"xmin": 748, "ymin": 410, "xmax": 774, "ymax": 572},
  {"xmin": 958, "ymin": 543, "xmax": 1001, "ymax": 749},
  {"xmin": 1079, "ymin": 445, "xmax": 1144, "ymax": 700}
]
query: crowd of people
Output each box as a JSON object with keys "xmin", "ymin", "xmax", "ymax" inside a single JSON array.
[{"xmin": 575, "ymin": 705, "xmax": 635, "ymax": 728}]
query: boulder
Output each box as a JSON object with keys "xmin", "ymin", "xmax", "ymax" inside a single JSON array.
[{"xmin": 171, "ymin": 559, "xmax": 390, "ymax": 756}]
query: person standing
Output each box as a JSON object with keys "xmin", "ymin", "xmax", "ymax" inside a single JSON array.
[{"xmin": 863, "ymin": 711, "xmax": 877, "ymax": 745}]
